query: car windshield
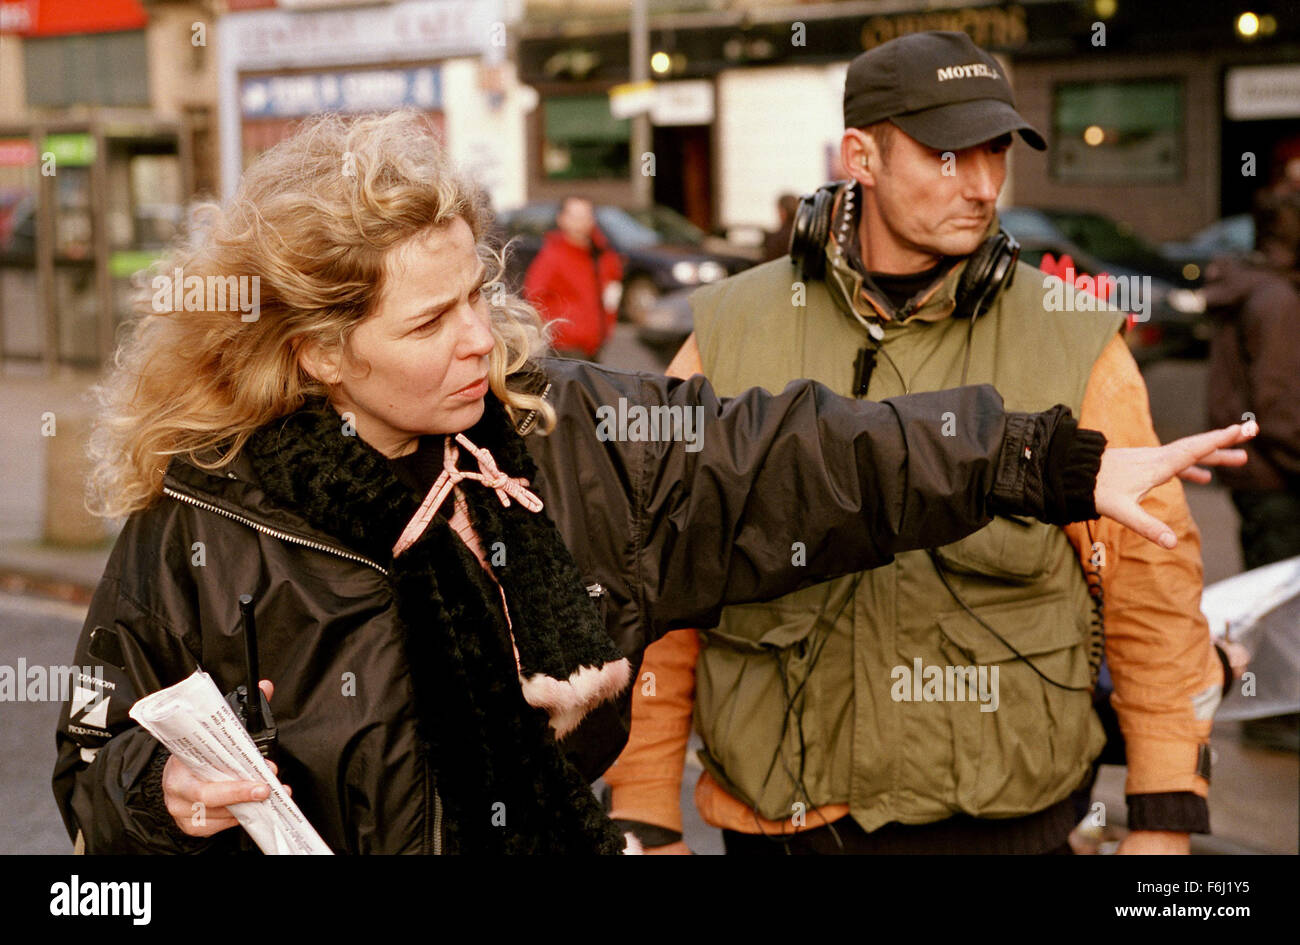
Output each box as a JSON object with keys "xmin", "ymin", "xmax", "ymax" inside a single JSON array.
[
  {"xmin": 595, "ymin": 205, "xmax": 705, "ymax": 250},
  {"xmin": 503, "ymin": 204, "xmax": 559, "ymax": 238},
  {"xmin": 998, "ymin": 208, "xmax": 1062, "ymax": 242},
  {"xmin": 1041, "ymin": 210, "xmax": 1171, "ymax": 272},
  {"xmin": 1191, "ymin": 215, "xmax": 1254, "ymax": 253}
]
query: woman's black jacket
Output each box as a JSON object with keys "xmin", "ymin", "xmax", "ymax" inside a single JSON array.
[{"xmin": 52, "ymin": 358, "xmax": 1095, "ymax": 853}]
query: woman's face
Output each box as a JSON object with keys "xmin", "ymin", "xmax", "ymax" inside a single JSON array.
[{"xmin": 304, "ymin": 216, "xmax": 496, "ymax": 458}]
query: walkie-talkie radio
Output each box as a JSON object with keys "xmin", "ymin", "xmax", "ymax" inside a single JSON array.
[{"xmin": 225, "ymin": 593, "xmax": 277, "ymax": 760}]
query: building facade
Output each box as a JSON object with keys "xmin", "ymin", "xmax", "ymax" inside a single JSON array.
[
  {"xmin": 0, "ymin": 0, "xmax": 213, "ymax": 368},
  {"xmin": 217, "ymin": 0, "xmax": 531, "ymax": 213},
  {"xmin": 518, "ymin": 0, "xmax": 1300, "ymax": 242}
]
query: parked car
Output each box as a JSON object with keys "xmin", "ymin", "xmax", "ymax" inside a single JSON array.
[
  {"xmin": 1001, "ymin": 207, "xmax": 1196, "ymax": 287},
  {"xmin": 633, "ymin": 286, "xmax": 695, "ymax": 362},
  {"xmin": 1161, "ymin": 214, "xmax": 1255, "ymax": 279},
  {"xmin": 999, "ymin": 207, "xmax": 1211, "ymax": 363},
  {"xmin": 627, "ymin": 204, "xmax": 1213, "ymax": 365},
  {"xmin": 495, "ymin": 201, "xmax": 757, "ymax": 326}
]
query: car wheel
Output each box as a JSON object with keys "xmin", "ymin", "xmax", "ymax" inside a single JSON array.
[{"xmin": 622, "ymin": 275, "xmax": 660, "ymax": 327}]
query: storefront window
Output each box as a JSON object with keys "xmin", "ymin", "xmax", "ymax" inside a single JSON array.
[
  {"xmin": 53, "ymin": 167, "xmax": 93, "ymax": 260},
  {"xmin": 1051, "ymin": 80, "xmax": 1183, "ymax": 183},
  {"xmin": 0, "ymin": 124, "xmax": 185, "ymax": 366},
  {"xmin": 112, "ymin": 150, "xmax": 183, "ymax": 328},
  {"xmin": 542, "ymin": 94, "xmax": 630, "ymax": 180}
]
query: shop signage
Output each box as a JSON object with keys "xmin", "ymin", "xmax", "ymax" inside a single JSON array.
[
  {"xmin": 41, "ymin": 134, "xmax": 96, "ymax": 167},
  {"xmin": 223, "ymin": 0, "xmax": 499, "ymax": 70},
  {"xmin": 651, "ymin": 81, "xmax": 714, "ymax": 126},
  {"xmin": 0, "ymin": 138, "xmax": 36, "ymax": 166},
  {"xmin": 609, "ymin": 81, "xmax": 655, "ymax": 120},
  {"xmin": 859, "ymin": 4, "xmax": 1028, "ymax": 51},
  {"xmin": 1226, "ymin": 64, "xmax": 1300, "ymax": 120},
  {"xmin": 240, "ymin": 67, "xmax": 442, "ymax": 118},
  {"xmin": 1, "ymin": 0, "xmax": 146, "ymax": 36}
]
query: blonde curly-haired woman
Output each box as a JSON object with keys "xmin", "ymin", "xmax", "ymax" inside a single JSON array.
[{"xmin": 53, "ymin": 111, "xmax": 1253, "ymax": 855}]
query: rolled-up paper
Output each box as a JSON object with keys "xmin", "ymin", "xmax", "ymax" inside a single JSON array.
[{"xmin": 129, "ymin": 670, "xmax": 332, "ymax": 855}]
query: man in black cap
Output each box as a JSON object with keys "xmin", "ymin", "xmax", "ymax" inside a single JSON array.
[{"xmin": 606, "ymin": 30, "xmax": 1228, "ymax": 855}]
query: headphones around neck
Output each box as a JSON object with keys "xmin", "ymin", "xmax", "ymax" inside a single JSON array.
[{"xmin": 788, "ymin": 181, "xmax": 1021, "ymax": 320}]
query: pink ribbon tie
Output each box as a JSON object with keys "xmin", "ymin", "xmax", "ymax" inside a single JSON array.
[{"xmin": 392, "ymin": 433, "xmax": 543, "ymax": 558}]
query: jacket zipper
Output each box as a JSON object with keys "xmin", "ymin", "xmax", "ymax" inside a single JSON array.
[
  {"xmin": 166, "ymin": 483, "xmax": 448, "ymax": 851},
  {"xmin": 421, "ymin": 756, "xmax": 443, "ymax": 855},
  {"xmin": 162, "ymin": 485, "xmax": 389, "ymax": 576},
  {"xmin": 432, "ymin": 783, "xmax": 443, "ymax": 856}
]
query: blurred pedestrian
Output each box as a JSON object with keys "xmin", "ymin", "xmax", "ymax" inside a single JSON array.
[
  {"xmin": 1204, "ymin": 189, "xmax": 1300, "ymax": 571},
  {"xmin": 522, "ymin": 196, "xmax": 623, "ymax": 360}
]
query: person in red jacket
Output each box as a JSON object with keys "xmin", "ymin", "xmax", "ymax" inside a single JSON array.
[{"xmin": 523, "ymin": 196, "xmax": 623, "ymax": 360}]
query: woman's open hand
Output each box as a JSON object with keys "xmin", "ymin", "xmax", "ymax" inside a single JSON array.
[
  {"xmin": 162, "ymin": 679, "xmax": 289, "ymax": 837},
  {"xmin": 1094, "ymin": 420, "xmax": 1257, "ymax": 548}
]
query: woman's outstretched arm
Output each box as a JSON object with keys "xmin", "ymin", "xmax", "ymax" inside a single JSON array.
[{"xmin": 524, "ymin": 359, "xmax": 1251, "ymax": 647}]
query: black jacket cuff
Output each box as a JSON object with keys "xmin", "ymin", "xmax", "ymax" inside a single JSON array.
[
  {"xmin": 611, "ymin": 819, "xmax": 683, "ymax": 848},
  {"xmin": 1126, "ymin": 792, "xmax": 1210, "ymax": 833},
  {"xmin": 1048, "ymin": 416, "xmax": 1106, "ymax": 524},
  {"xmin": 991, "ymin": 406, "xmax": 1106, "ymax": 525},
  {"xmin": 139, "ymin": 746, "xmax": 222, "ymax": 851}
]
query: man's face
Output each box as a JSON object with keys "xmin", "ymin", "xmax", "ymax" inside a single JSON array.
[
  {"xmin": 557, "ymin": 198, "xmax": 596, "ymax": 244},
  {"xmin": 865, "ymin": 130, "xmax": 1011, "ymax": 262},
  {"xmin": 306, "ymin": 216, "xmax": 496, "ymax": 457}
]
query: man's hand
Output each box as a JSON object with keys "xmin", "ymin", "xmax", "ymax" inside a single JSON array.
[
  {"xmin": 1220, "ymin": 640, "xmax": 1250, "ymax": 680},
  {"xmin": 1117, "ymin": 830, "xmax": 1191, "ymax": 855},
  {"xmin": 1094, "ymin": 421, "xmax": 1257, "ymax": 547}
]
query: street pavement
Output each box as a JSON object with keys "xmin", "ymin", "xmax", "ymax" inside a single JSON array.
[
  {"xmin": 0, "ymin": 592, "xmax": 86, "ymax": 854},
  {"xmin": 0, "ymin": 328, "xmax": 1293, "ymax": 854}
]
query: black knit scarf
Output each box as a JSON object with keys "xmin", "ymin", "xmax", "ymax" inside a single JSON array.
[{"xmin": 241, "ymin": 391, "xmax": 629, "ymax": 854}]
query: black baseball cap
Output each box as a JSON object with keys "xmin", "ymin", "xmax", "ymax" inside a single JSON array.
[{"xmin": 843, "ymin": 31, "xmax": 1046, "ymax": 152}]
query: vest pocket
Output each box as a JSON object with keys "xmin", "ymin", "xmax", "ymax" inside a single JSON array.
[
  {"xmin": 934, "ymin": 592, "xmax": 1101, "ymax": 816},
  {"xmin": 937, "ymin": 515, "xmax": 1056, "ymax": 584},
  {"xmin": 697, "ymin": 585, "xmax": 855, "ymax": 822}
]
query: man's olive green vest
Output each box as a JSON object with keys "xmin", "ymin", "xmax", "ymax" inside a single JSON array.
[{"xmin": 690, "ymin": 223, "xmax": 1124, "ymax": 831}]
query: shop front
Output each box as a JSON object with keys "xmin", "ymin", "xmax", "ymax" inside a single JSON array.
[
  {"xmin": 520, "ymin": 0, "xmax": 1300, "ymax": 242},
  {"xmin": 0, "ymin": 116, "xmax": 189, "ymax": 369}
]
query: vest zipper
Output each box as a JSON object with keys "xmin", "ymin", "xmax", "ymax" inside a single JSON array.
[{"xmin": 162, "ymin": 485, "xmax": 389, "ymax": 576}]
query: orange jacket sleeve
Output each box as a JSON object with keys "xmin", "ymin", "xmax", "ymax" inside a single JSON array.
[
  {"xmin": 604, "ymin": 627, "xmax": 701, "ymax": 833},
  {"xmin": 1064, "ymin": 334, "xmax": 1222, "ymax": 799}
]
